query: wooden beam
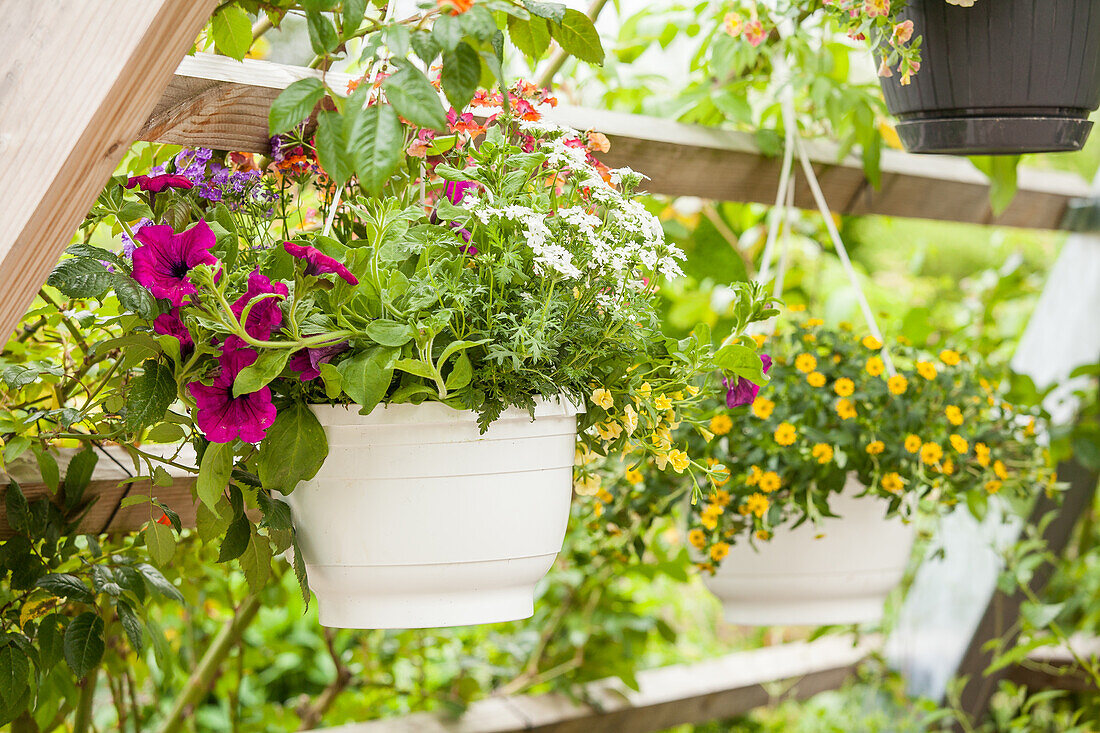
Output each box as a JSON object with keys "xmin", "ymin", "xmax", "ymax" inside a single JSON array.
[
  {"xmin": 142, "ymin": 54, "xmax": 1091, "ymax": 231},
  {"xmin": 309, "ymin": 635, "xmax": 876, "ymax": 733},
  {"xmin": 0, "ymin": 0, "xmax": 218, "ymax": 346},
  {"xmin": 1007, "ymin": 635, "xmax": 1100, "ymax": 693}
]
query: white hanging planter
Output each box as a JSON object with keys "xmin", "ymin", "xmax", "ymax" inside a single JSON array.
[
  {"xmin": 702, "ymin": 477, "xmax": 917, "ymax": 626},
  {"xmin": 283, "ymin": 397, "xmax": 581, "ymax": 629}
]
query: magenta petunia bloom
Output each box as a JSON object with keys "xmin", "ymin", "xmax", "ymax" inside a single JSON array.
[
  {"xmin": 153, "ymin": 308, "xmax": 194, "ymax": 359},
  {"xmin": 444, "ymin": 179, "xmax": 478, "ymax": 205},
  {"xmin": 283, "ymin": 242, "xmax": 358, "ymax": 285},
  {"xmin": 131, "ymin": 221, "xmax": 219, "ymax": 306},
  {"xmin": 189, "ymin": 347, "xmax": 277, "ymax": 444},
  {"xmin": 125, "ymin": 174, "xmax": 195, "ymax": 193},
  {"xmin": 228, "ymin": 270, "xmax": 288, "ymax": 348},
  {"xmin": 724, "ymin": 354, "xmax": 772, "ymax": 408},
  {"xmin": 289, "ymin": 342, "xmax": 348, "ymax": 381}
]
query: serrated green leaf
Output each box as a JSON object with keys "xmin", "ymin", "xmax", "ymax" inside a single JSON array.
[
  {"xmin": 46, "ymin": 258, "xmax": 113, "ymax": 299},
  {"xmin": 348, "ymin": 103, "xmax": 404, "ymax": 195},
  {"xmin": 239, "ymin": 526, "xmax": 272, "ymax": 593},
  {"xmin": 62, "ymin": 448, "xmax": 98, "ymax": 500},
  {"xmin": 144, "ymin": 520, "xmax": 175, "ymax": 566},
  {"xmin": 269, "ymin": 77, "xmax": 326, "ymax": 136},
  {"xmin": 307, "ymin": 10, "xmax": 339, "ymax": 55},
  {"xmin": 0, "ymin": 643, "xmax": 29, "ymax": 706},
  {"xmin": 111, "ymin": 272, "xmax": 157, "ymax": 319},
  {"xmin": 31, "ymin": 445, "xmax": 59, "ymax": 493},
  {"xmin": 196, "ymin": 495, "xmax": 232, "ymax": 543},
  {"xmin": 196, "ymin": 441, "xmax": 233, "ymax": 510},
  {"xmin": 64, "ymin": 613, "xmax": 104, "ymax": 680},
  {"xmin": 257, "ymin": 491, "xmax": 294, "ymax": 531},
  {"xmin": 383, "ymin": 63, "xmax": 448, "ymax": 132},
  {"xmin": 315, "ymin": 110, "xmax": 355, "ymax": 186},
  {"xmin": 211, "ymin": 6, "xmax": 253, "ymax": 60},
  {"xmin": 116, "ymin": 601, "xmax": 144, "ymax": 653},
  {"xmin": 35, "ymin": 574, "xmax": 95, "ymax": 604},
  {"xmin": 507, "ymin": 16, "xmax": 551, "ymax": 60},
  {"xmin": 441, "ymin": 42, "xmax": 481, "ymax": 111},
  {"xmin": 137, "ymin": 563, "xmax": 183, "ymax": 602},
  {"xmin": 291, "ymin": 532, "xmax": 311, "ymax": 607},
  {"xmin": 125, "ymin": 360, "xmax": 177, "ymax": 433},
  {"xmin": 522, "ymin": 0, "xmax": 566, "ymax": 23},
  {"xmin": 218, "ymin": 515, "xmax": 251, "ymax": 563},
  {"xmin": 37, "ymin": 614, "xmax": 66, "ymax": 670},
  {"xmin": 552, "ymin": 8, "xmax": 604, "ymax": 64}
]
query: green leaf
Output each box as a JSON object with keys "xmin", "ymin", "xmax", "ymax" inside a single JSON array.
[
  {"xmin": 3, "ymin": 482, "xmax": 31, "ymax": 535},
  {"xmin": 32, "ymin": 445, "xmax": 60, "ymax": 493},
  {"xmin": 196, "ymin": 496, "xmax": 232, "ymax": 543},
  {"xmin": 349, "ymin": 103, "xmax": 404, "ymax": 195},
  {"xmin": 432, "ymin": 13, "xmax": 462, "ymax": 51},
  {"xmin": 257, "ymin": 491, "xmax": 293, "ymax": 531},
  {"xmin": 551, "ymin": 9, "xmax": 604, "ymax": 64},
  {"xmin": 35, "ymin": 574, "xmax": 95, "ymax": 604},
  {"xmin": 269, "ymin": 77, "xmax": 326, "ymax": 136},
  {"xmin": 37, "ymin": 614, "xmax": 66, "ymax": 670},
  {"xmin": 257, "ymin": 402, "xmax": 328, "ymax": 494},
  {"xmin": 62, "ymin": 448, "xmax": 99, "ymax": 499},
  {"xmin": 459, "ymin": 5, "xmax": 498, "ymax": 40},
  {"xmin": 137, "ymin": 563, "xmax": 183, "ymax": 602},
  {"xmin": 383, "ymin": 62, "xmax": 448, "ymax": 132},
  {"xmin": 144, "ymin": 520, "xmax": 175, "ymax": 566},
  {"xmin": 444, "ymin": 352, "xmax": 472, "ymax": 391},
  {"xmin": 307, "ymin": 10, "xmax": 340, "ymax": 55},
  {"xmin": 315, "ymin": 110, "xmax": 355, "ymax": 186},
  {"xmin": 116, "ymin": 601, "xmax": 144, "ymax": 653},
  {"xmin": 522, "ymin": 0, "xmax": 566, "ymax": 23},
  {"xmin": 507, "ymin": 16, "xmax": 551, "ymax": 60},
  {"xmin": 713, "ymin": 344, "xmax": 768, "ymax": 384},
  {"xmin": 441, "ymin": 42, "xmax": 481, "ymax": 111},
  {"xmin": 110, "ymin": 274, "xmax": 157, "ymax": 319},
  {"xmin": 64, "ymin": 613, "xmax": 104, "ymax": 680},
  {"xmin": 125, "ymin": 360, "xmax": 177, "ymax": 433},
  {"xmin": 393, "ymin": 358, "xmax": 436, "ymax": 381},
  {"xmin": 970, "ymin": 155, "xmax": 1020, "ymax": 215},
  {"xmin": 342, "ymin": 0, "xmax": 369, "ymax": 34},
  {"xmin": 410, "ymin": 30, "xmax": 441, "ymax": 63},
  {"xmin": 47, "ymin": 258, "xmax": 113, "ymax": 299},
  {"xmin": 291, "ymin": 532, "xmax": 311, "ymax": 606},
  {"xmin": 365, "ymin": 319, "xmax": 415, "ymax": 347},
  {"xmin": 233, "ymin": 349, "xmax": 291, "ymax": 397},
  {"xmin": 145, "ymin": 422, "xmax": 185, "ymax": 444},
  {"xmin": 319, "ymin": 362, "xmax": 343, "ymax": 400},
  {"xmin": 211, "ymin": 6, "xmax": 254, "ymax": 60},
  {"xmin": 338, "ymin": 346, "xmax": 398, "ymax": 413},
  {"xmin": 0, "ymin": 644, "xmax": 29, "ymax": 706},
  {"xmin": 239, "ymin": 526, "xmax": 272, "ymax": 593},
  {"xmin": 218, "ymin": 515, "xmax": 251, "ymax": 563},
  {"xmin": 196, "ymin": 441, "xmax": 233, "ymax": 510}
]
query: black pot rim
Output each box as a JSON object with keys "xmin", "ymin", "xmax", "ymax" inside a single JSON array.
[{"xmin": 894, "ymin": 115, "xmax": 1094, "ymax": 155}]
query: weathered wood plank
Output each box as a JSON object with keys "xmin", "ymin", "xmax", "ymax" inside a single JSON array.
[
  {"xmin": 0, "ymin": 0, "xmax": 218, "ymax": 345},
  {"xmin": 1007, "ymin": 635, "xmax": 1100, "ymax": 693},
  {"xmin": 141, "ymin": 54, "xmax": 1090, "ymax": 231},
  {"xmin": 311, "ymin": 635, "xmax": 876, "ymax": 733}
]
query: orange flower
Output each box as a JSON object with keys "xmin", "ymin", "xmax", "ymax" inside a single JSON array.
[
  {"xmin": 587, "ymin": 131, "xmax": 610, "ymax": 153},
  {"xmin": 438, "ymin": 0, "xmax": 474, "ymax": 15}
]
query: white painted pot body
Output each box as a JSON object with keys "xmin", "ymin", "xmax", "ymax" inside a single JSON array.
[
  {"xmin": 284, "ymin": 398, "xmax": 579, "ymax": 629},
  {"xmin": 703, "ymin": 478, "xmax": 917, "ymax": 626}
]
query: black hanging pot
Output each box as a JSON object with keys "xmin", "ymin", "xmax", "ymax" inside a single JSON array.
[{"xmin": 879, "ymin": 0, "xmax": 1100, "ymax": 155}]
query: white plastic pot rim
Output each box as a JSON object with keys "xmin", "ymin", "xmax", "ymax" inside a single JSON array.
[{"xmin": 309, "ymin": 394, "xmax": 583, "ymax": 426}]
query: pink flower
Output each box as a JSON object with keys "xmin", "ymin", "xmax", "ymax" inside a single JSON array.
[
  {"xmin": 131, "ymin": 221, "xmax": 219, "ymax": 306},
  {"xmin": 723, "ymin": 12, "xmax": 743, "ymax": 36},
  {"xmin": 125, "ymin": 174, "xmax": 195, "ymax": 193},
  {"xmin": 723, "ymin": 354, "xmax": 772, "ymax": 408},
  {"xmin": 864, "ymin": 0, "xmax": 890, "ymax": 18},
  {"xmin": 878, "ymin": 57, "xmax": 894, "ymax": 78},
  {"xmin": 283, "ymin": 242, "xmax": 358, "ymax": 285},
  {"xmin": 743, "ymin": 20, "xmax": 766, "ymax": 47},
  {"xmin": 444, "ymin": 180, "xmax": 478, "ymax": 205},
  {"xmin": 892, "ymin": 19, "xmax": 914, "ymax": 44},
  {"xmin": 189, "ymin": 347, "xmax": 277, "ymax": 444},
  {"xmin": 289, "ymin": 342, "xmax": 348, "ymax": 381},
  {"xmin": 228, "ymin": 270, "xmax": 288, "ymax": 348},
  {"xmin": 153, "ymin": 308, "xmax": 194, "ymax": 359}
]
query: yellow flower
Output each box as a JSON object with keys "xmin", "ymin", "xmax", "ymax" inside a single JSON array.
[
  {"xmin": 789, "ymin": 303, "xmax": 807, "ymax": 312},
  {"xmin": 887, "ymin": 375, "xmax": 908, "ymax": 395},
  {"xmin": 806, "ymin": 371, "xmax": 826, "ymax": 388},
  {"xmin": 985, "ymin": 479, "xmax": 1002, "ymax": 494},
  {"xmin": 597, "ymin": 489, "xmax": 613, "ymax": 504},
  {"xmin": 622, "ymin": 403, "xmax": 638, "ymax": 435},
  {"xmin": 591, "ymin": 388, "xmax": 613, "ymax": 410},
  {"xmin": 835, "ymin": 398, "xmax": 857, "ymax": 420},
  {"xmin": 596, "ymin": 421, "xmax": 623, "ymax": 441},
  {"xmin": 638, "ymin": 382, "xmax": 652, "ymax": 397},
  {"xmin": 625, "ymin": 467, "xmax": 643, "ymax": 484},
  {"xmin": 949, "ymin": 434, "xmax": 969, "ymax": 454},
  {"xmin": 743, "ymin": 492, "xmax": 769, "ymax": 518},
  {"xmin": 805, "ymin": 317, "xmax": 824, "ymax": 327},
  {"xmin": 759, "ymin": 471, "xmax": 781, "ymax": 493},
  {"xmin": 755, "ymin": 529, "xmax": 771, "ymax": 541},
  {"xmin": 752, "ymin": 333, "xmax": 767, "ymax": 348},
  {"xmin": 862, "ymin": 335, "xmax": 883, "ymax": 350},
  {"xmin": 668, "ymin": 449, "xmax": 690, "ymax": 473},
  {"xmin": 833, "ymin": 378, "xmax": 855, "ymax": 397},
  {"xmin": 803, "ymin": 334, "xmax": 817, "ymax": 343},
  {"xmin": 574, "ymin": 473, "xmax": 601, "ymax": 496},
  {"xmin": 1026, "ymin": 418, "xmax": 1036, "ymax": 436},
  {"xmin": 920, "ymin": 442, "xmax": 943, "ymax": 465},
  {"xmin": 916, "ymin": 361, "xmax": 937, "ymax": 381},
  {"xmin": 752, "ymin": 397, "xmax": 775, "ymax": 419},
  {"xmin": 593, "ymin": 502, "xmax": 604, "ymax": 517},
  {"xmin": 672, "ymin": 391, "xmax": 685, "ymax": 401},
  {"xmin": 688, "ymin": 528, "xmax": 707, "ymax": 549},
  {"xmin": 686, "ymin": 385, "xmax": 700, "ymax": 396},
  {"xmin": 945, "ymin": 405, "xmax": 964, "ymax": 426},
  {"xmin": 904, "ymin": 434, "xmax": 922, "ymax": 453},
  {"xmin": 975, "ymin": 442, "xmax": 990, "ymax": 467},
  {"xmin": 774, "ymin": 422, "xmax": 797, "ymax": 446},
  {"xmin": 712, "ymin": 488, "xmax": 732, "ymax": 506},
  {"xmin": 866, "ymin": 356, "xmax": 885, "ymax": 377},
  {"xmin": 940, "ymin": 349, "xmax": 961, "ymax": 366},
  {"xmin": 654, "ymin": 394, "xmax": 672, "ymax": 411},
  {"xmin": 709, "ymin": 542, "xmax": 731, "ymax": 562},
  {"xmin": 746, "ymin": 465, "xmax": 763, "ymax": 486},
  {"xmin": 881, "ymin": 472, "xmax": 904, "ymax": 493},
  {"xmin": 866, "ymin": 440, "xmax": 885, "ymax": 455},
  {"xmin": 709, "ymin": 413, "xmax": 733, "ymax": 436},
  {"xmin": 941, "ymin": 458, "xmax": 955, "ymax": 476},
  {"xmin": 795, "ymin": 353, "xmax": 818, "ymax": 373},
  {"xmin": 994, "ymin": 460, "xmax": 1008, "ymax": 480},
  {"xmin": 812, "ymin": 443, "xmax": 834, "ymax": 464}
]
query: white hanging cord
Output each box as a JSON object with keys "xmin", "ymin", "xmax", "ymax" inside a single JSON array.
[
  {"xmin": 322, "ymin": 186, "xmax": 342, "ymax": 237},
  {"xmin": 792, "ymin": 133, "xmax": 897, "ymax": 377},
  {"xmin": 772, "ymin": 175, "xmax": 795, "ymax": 301}
]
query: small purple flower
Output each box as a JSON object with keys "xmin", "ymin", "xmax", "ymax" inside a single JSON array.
[
  {"xmin": 226, "ymin": 270, "xmax": 288, "ymax": 349},
  {"xmin": 131, "ymin": 220, "xmax": 219, "ymax": 306},
  {"xmin": 283, "ymin": 242, "xmax": 358, "ymax": 285},
  {"xmin": 153, "ymin": 308, "xmax": 194, "ymax": 359},
  {"xmin": 724, "ymin": 354, "xmax": 772, "ymax": 408},
  {"xmin": 121, "ymin": 217, "xmax": 153, "ymax": 259},
  {"xmin": 289, "ymin": 342, "xmax": 348, "ymax": 381},
  {"xmin": 125, "ymin": 174, "xmax": 195, "ymax": 193},
  {"xmin": 189, "ymin": 347, "xmax": 277, "ymax": 444}
]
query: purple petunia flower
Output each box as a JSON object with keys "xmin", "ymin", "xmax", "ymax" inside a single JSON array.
[
  {"xmin": 289, "ymin": 342, "xmax": 348, "ymax": 381},
  {"xmin": 189, "ymin": 347, "xmax": 277, "ymax": 444},
  {"xmin": 125, "ymin": 174, "xmax": 195, "ymax": 193},
  {"xmin": 444, "ymin": 180, "xmax": 478, "ymax": 205},
  {"xmin": 724, "ymin": 354, "xmax": 773, "ymax": 408},
  {"xmin": 153, "ymin": 308, "xmax": 194, "ymax": 360},
  {"xmin": 131, "ymin": 220, "xmax": 219, "ymax": 306},
  {"xmin": 283, "ymin": 242, "xmax": 358, "ymax": 285},
  {"xmin": 225, "ymin": 270, "xmax": 288, "ymax": 350}
]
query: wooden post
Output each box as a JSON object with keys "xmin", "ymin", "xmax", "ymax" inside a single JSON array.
[{"xmin": 0, "ymin": 0, "xmax": 218, "ymax": 345}]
